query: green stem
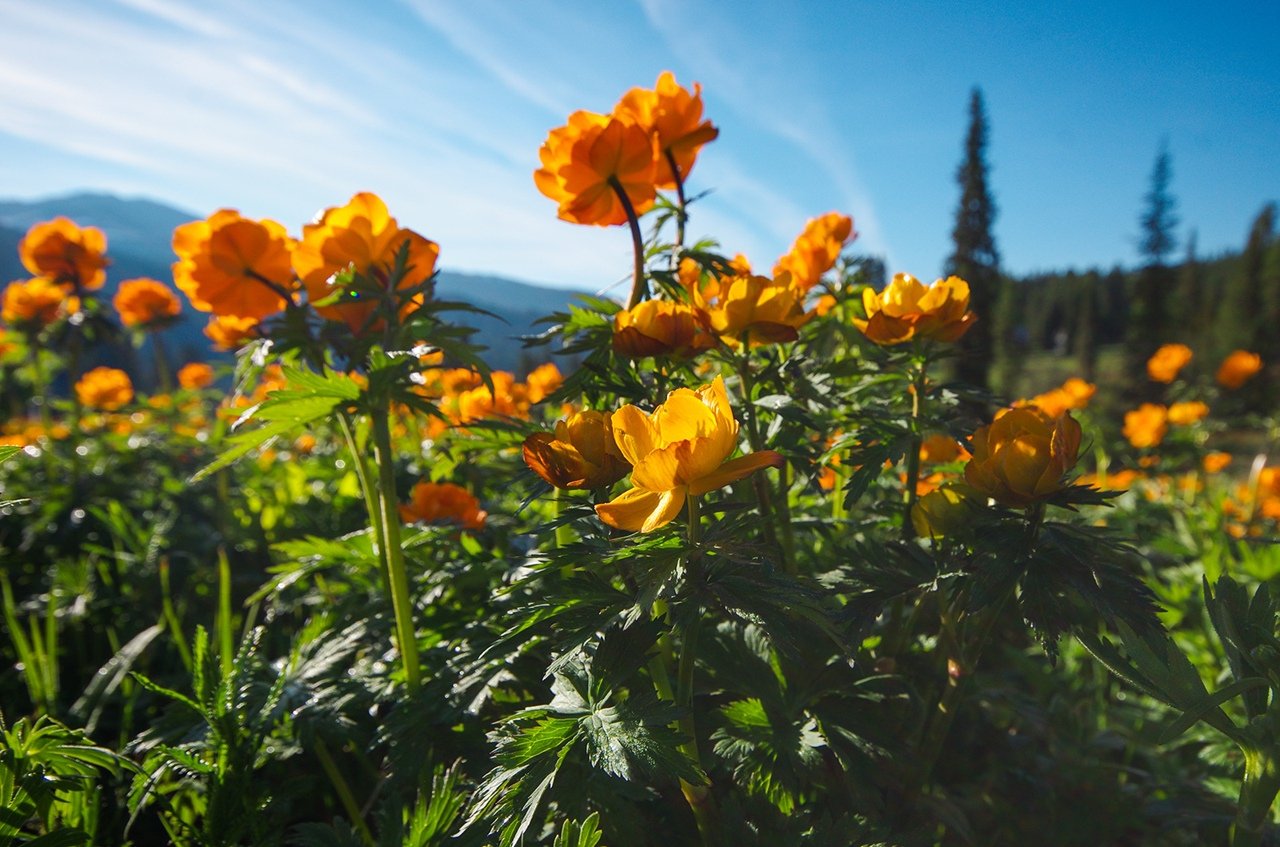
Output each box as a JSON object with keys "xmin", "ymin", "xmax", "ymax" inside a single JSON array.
[
  {"xmin": 315, "ymin": 739, "xmax": 376, "ymax": 847},
  {"xmin": 735, "ymin": 354, "xmax": 790, "ymax": 572},
  {"xmin": 902, "ymin": 360, "xmax": 928, "ymax": 541},
  {"xmin": 26, "ymin": 338, "xmax": 56, "ymax": 478},
  {"xmin": 158, "ymin": 558, "xmax": 192, "ymax": 672},
  {"xmin": 1233, "ymin": 749, "xmax": 1280, "ymax": 847},
  {"xmin": 338, "ymin": 412, "xmax": 385, "ymax": 561},
  {"xmin": 609, "ymin": 175, "xmax": 648, "ymax": 309},
  {"xmin": 677, "ymin": 495, "xmax": 719, "ymax": 846},
  {"xmin": 151, "ymin": 330, "xmax": 173, "ymax": 394},
  {"xmin": 370, "ymin": 408, "xmax": 422, "ymax": 691},
  {"xmin": 553, "ymin": 487, "xmax": 572, "ymax": 550},
  {"xmin": 216, "ymin": 548, "xmax": 233, "ymax": 679}
]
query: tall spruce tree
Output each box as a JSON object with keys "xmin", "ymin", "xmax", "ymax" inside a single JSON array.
[
  {"xmin": 1172, "ymin": 231, "xmax": 1202, "ymax": 345},
  {"xmin": 945, "ymin": 88, "xmax": 1000, "ymax": 389},
  {"xmin": 1126, "ymin": 145, "xmax": 1179, "ymax": 393},
  {"xmin": 1218, "ymin": 203, "xmax": 1276, "ymax": 358}
]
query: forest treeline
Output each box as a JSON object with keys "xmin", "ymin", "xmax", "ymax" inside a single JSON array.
[
  {"xmin": 992, "ymin": 200, "xmax": 1279, "ymax": 389},
  {"xmin": 911, "ymin": 88, "xmax": 1278, "ymax": 401}
]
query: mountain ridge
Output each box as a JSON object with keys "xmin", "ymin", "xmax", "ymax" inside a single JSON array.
[{"xmin": 0, "ymin": 192, "xmax": 588, "ymax": 375}]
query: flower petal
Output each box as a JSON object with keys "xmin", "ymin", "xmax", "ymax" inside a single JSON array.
[
  {"xmin": 688, "ymin": 450, "xmax": 784, "ymax": 496},
  {"xmin": 596, "ymin": 486, "xmax": 688, "ymax": 533}
]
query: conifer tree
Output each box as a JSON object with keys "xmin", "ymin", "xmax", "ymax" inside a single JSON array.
[
  {"xmin": 945, "ymin": 88, "xmax": 1000, "ymax": 390},
  {"xmin": 1126, "ymin": 145, "xmax": 1179, "ymax": 393},
  {"xmin": 1218, "ymin": 203, "xmax": 1276, "ymax": 358},
  {"xmin": 1172, "ymin": 231, "xmax": 1203, "ymax": 345}
]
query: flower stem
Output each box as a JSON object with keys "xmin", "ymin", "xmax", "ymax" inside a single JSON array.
[
  {"xmin": 370, "ymin": 407, "xmax": 422, "ymax": 691},
  {"xmin": 1232, "ymin": 749, "xmax": 1280, "ymax": 847},
  {"xmin": 735, "ymin": 353, "xmax": 791, "ymax": 572},
  {"xmin": 151, "ymin": 330, "xmax": 173, "ymax": 393},
  {"xmin": 664, "ymin": 150, "xmax": 688, "ymax": 267},
  {"xmin": 902, "ymin": 358, "xmax": 928, "ymax": 541},
  {"xmin": 609, "ymin": 176, "xmax": 648, "ymax": 309},
  {"xmin": 314, "ymin": 739, "xmax": 376, "ymax": 847},
  {"xmin": 677, "ymin": 494, "xmax": 719, "ymax": 846}
]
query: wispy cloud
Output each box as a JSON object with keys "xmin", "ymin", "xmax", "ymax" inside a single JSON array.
[{"xmin": 635, "ymin": 0, "xmax": 892, "ymax": 266}]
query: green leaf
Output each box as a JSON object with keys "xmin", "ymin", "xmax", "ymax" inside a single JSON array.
[
  {"xmin": 552, "ymin": 813, "xmax": 605, "ymax": 847},
  {"xmin": 1160, "ymin": 677, "xmax": 1271, "ymax": 743}
]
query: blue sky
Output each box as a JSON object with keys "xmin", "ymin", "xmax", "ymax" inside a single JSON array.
[{"xmin": 0, "ymin": 0, "xmax": 1276, "ymax": 294}]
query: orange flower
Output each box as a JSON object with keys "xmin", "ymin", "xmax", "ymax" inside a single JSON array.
[
  {"xmin": 701, "ymin": 273, "xmax": 810, "ymax": 347},
  {"xmin": 1146, "ymin": 343, "xmax": 1192, "ymax": 383},
  {"xmin": 523, "ymin": 410, "xmax": 631, "ymax": 490},
  {"xmin": 399, "ymin": 481, "xmax": 486, "ymax": 530},
  {"xmin": 534, "ymin": 111, "xmax": 657, "ymax": 226},
  {"xmin": 1123, "ymin": 403, "xmax": 1168, "ymax": 449},
  {"xmin": 1167, "ymin": 400, "xmax": 1209, "ymax": 426},
  {"xmin": 204, "ymin": 314, "xmax": 259, "ymax": 350},
  {"xmin": 613, "ymin": 71, "xmax": 718, "ymax": 188},
  {"xmin": 919, "ymin": 433, "xmax": 969, "ymax": 464},
  {"xmin": 853, "ymin": 274, "xmax": 976, "ymax": 345},
  {"xmin": 524, "ymin": 362, "xmax": 564, "ymax": 404},
  {"xmin": 75, "ymin": 367, "xmax": 133, "ymax": 411},
  {"xmin": 964, "ymin": 407, "xmax": 1083, "ymax": 508},
  {"xmin": 1216, "ymin": 350, "xmax": 1262, "ymax": 389},
  {"xmin": 19, "ymin": 218, "xmax": 108, "ymax": 291},
  {"xmin": 114, "ymin": 278, "xmax": 181, "ymax": 328},
  {"xmin": 173, "ymin": 210, "xmax": 295, "ymax": 319},
  {"xmin": 1026, "ymin": 377, "xmax": 1099, "ymax": 416},
  {"xmin": 613, "ymin": 299, "xmax": 715, "ymax": 358},
  {"xmin": 1203, "ymin": 452, "xmax": 1232, "ymax": 474},
  {"xmin": 177, "ymin": 362, "xmax": 215, "ymax": 390},
  {"xmin": 2, "ymin": 278, "xmax": 79, "ymax": 328},
  {"xmin": 772, "ymin": 212, "xmax": 855, "ymax": 293},
  {"xmin": 294, "ymin": 192, "xmax": 439, "ymax": 333}
]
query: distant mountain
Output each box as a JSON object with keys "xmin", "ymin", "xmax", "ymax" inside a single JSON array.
[{"xmin": 0, "ymin": 192, "xmax": 588, "ymax": 377}]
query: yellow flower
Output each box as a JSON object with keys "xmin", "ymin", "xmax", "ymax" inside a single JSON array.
[
  {"xmin": 772, "ymin": 212, "xmax": 855, "ymax": 293},
  {"xmin": 702, "ymin": 273, "xmax": 810, "ymax": 347},
  {"xmin": 1167, "ymin": 400, "xmax": 1209, "ymax": 426},
  {"xmin": 523, "ymin": 410, "xmax": 631, "ymax": 490},
  {"xmin": 2, "ymin": 277, "xmax": 79, "ymax": 329},
  {"xmin": 1216, "ymin": 350, "xmax": 1262, "ymax": 389},
  {"xmin": 852, "ymin": 274, "xmax": 975, "ymax": 345},
  {"xmin": 596, "ymin": 377, "xmax": 783, "ymax": 532},
  {"xmin": 75, "ymin": 367, "xmax": 134, "ymax": 411},
  {"xmin": 1123, "ymin": 403, "xmax": 1168, "ymax": 449},
  {"xmin": 964, "ymin": 406, "xmax": 1083, "ymax": 508},
  {"xmin": 613, "ymin": 299, "xmax": 715, "ymax": 358},
  {"xmin": 911, "ymin": 484, "xmax": 981, "ymax": 538},
  {"xmin": 1146, "ymin": 343, "xmax": 1192, "ymax": 383}
]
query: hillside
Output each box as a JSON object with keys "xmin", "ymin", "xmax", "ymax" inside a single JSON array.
[{"xmin": 0, "ymin": 193, "xmax": 587, "ymax": 378}]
